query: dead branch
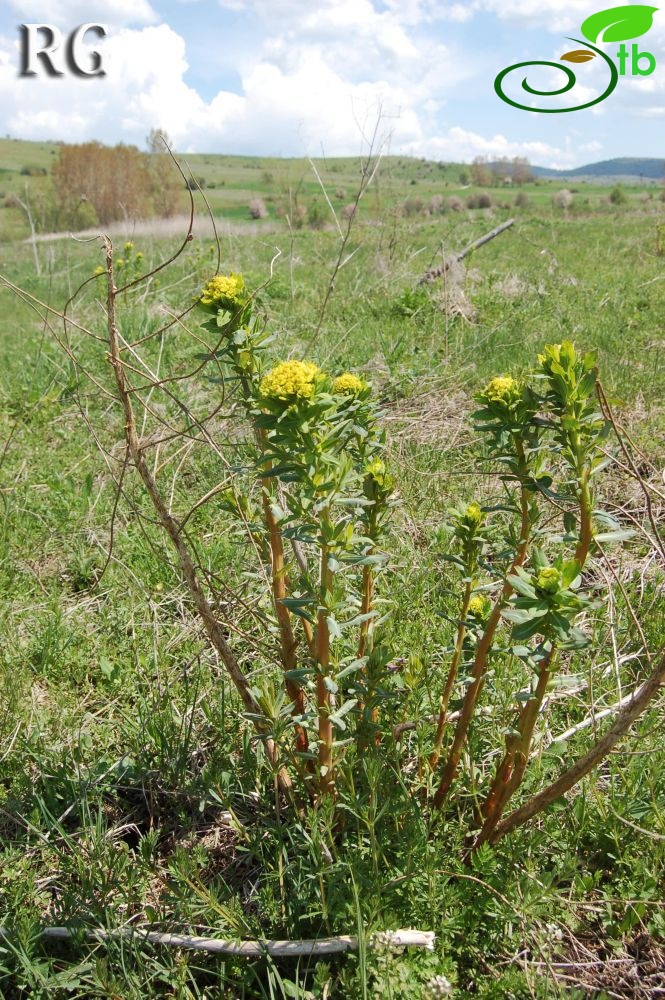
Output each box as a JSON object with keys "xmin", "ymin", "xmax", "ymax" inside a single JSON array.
[
  {"xmin": 492, "ymin": 646, "xmax": 665, "ymax": 843},
  {"xmin": 103, "ymin": 238, "xmax": 292, "ymax": 795},
  {"xmin": 0, "ymin": 925, "xmax": 435, "ymax": 958},
  {"xmin": 418, "ymin": 219, "xmax": 515, "ymax": 285}
]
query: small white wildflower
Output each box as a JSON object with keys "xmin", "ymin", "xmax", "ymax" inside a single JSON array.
[
  {"xmin": 371, "ymin": 930, "xmax": 396, "ymax": 953},
  {"xmin": 427, "ymin": 974, "xmax": 453, "ymax": 998}
]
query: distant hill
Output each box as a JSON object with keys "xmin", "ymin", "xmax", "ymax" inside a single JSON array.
[{"xmin": 529, "ymin": 157, "xmax": 665, "ymax": 180}]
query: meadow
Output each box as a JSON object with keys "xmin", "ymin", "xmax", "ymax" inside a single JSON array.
[{"xmin": 0, "ymin": 140, "xmax": 663, "ymax": 998}]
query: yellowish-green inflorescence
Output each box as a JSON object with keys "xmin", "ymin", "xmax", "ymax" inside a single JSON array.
[
  {"xmin": 482, "ymin": 375, "xmax": 521, "ymax": 405},
  {"xmin": 199, "ymin": 273, "xmax": 248, "ymax": 313},
  {"xmin": 333, "ymin": 372, "xmax": 367, "ymax": 396},
  {"xmin": 259, "ymin": 360, "xmax": 322, "ymax": 402},
  {"xmin": 535, "ymin": 567, "xmax": 562, "ymax": 595},
  {"xmin": 468, "ymin": 594, "xmax": 491, "ymax": 618},
  {"xmin": 462, "ymin": 502, "xmax": 484, "ymax": 528}
]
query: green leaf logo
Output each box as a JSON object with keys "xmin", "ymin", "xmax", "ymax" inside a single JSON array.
[{"xmin": 581, "ymin": 4, "xmax": 658, "ymax": 43}]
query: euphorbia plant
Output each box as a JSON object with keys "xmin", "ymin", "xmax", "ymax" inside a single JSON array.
[
  {"xmin": 194, "ymin": 277, "xmax": 394, "ymax": 797},
  {"xmin": 432, "ymin": 374, "xmax": 545, "ymax": 807},
  {"xmin": 472, "ymin": 341, "xmax": 609, "ymax": 846},
  {"xmin": 83, "ymin": 245, "xmax": 661, "ymax": 845}
]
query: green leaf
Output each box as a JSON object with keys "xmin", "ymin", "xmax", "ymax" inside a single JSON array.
[
  {"xmin": 594, "ymin": 529, "xmax": 634, "ymax": 543},
  {"xmin": 581, "ymin": 5, "xmax": 658, "ymax": 43},
  {"xmin": 507, "ymin": 574, "xmax": 538, "ymax": 600},
  {"xmin": 327, "ymin": 615, "xmax": 342, "ymax": 640}
]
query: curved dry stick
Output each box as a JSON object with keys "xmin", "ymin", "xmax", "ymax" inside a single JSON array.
[
  {"xmin": 491, "ymin": 646, "xmax": 665, "ymax": 843},
  {"xmin": 103, "ymin": 239, "xmax": 291, "ymax": 794},
  {"xmin": 0, "ymin": 925, "xmax": 435, "ymax": 957}
]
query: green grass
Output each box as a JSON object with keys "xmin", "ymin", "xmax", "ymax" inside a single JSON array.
[{"xmin": 0, "ymin": 166, "xmax": 664, "ymax": 998}]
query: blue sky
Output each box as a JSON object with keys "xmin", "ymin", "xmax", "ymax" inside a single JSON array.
[{"xmin": 0, "ymin": 0, "xmax": 663, "ymax": 167}]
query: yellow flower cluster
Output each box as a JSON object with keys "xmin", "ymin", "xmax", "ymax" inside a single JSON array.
[
  {"xmin": 259, "ymin": 360, "xmax": 322, "ymax": 401},
  {"xmin": 333, "ymin": 372, "xmax": 367, "ymax": 395},
  {"xmin": 365, "ymin": 457, "xmax": 386, "ymax": 482},
  {"xmin": 199, "ymin": 273, "xmax": 247, "ymax": 311},
  {"xmin": 462, "ymin": 502, "xmax": 483, "ymax": 527},
  {"xmin": 536, "ymin": 567, "xmax": 561, "ymax": 595},
  {"xmin": 468, "ymin": 594, "xmax": 490, "ymax": 617},
  {"xmin": 124, "ymin": 241, "xmax": 135, "ymax": 253},
  {"xmin": 93, "ymin": 265, "xmax": 105, "ymax": 277},
  {"xmin": 483, "ymin": 375, "xmax": 521, "ymax": 404}
]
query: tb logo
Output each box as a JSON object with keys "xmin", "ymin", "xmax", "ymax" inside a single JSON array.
[{"xmin": 19, "ymin": 23, "xmax": 107, "ymax": 77}]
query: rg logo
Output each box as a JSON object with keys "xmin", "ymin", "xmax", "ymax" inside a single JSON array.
[{"xmin": 19, "ymin": 23, "xmax": 107, "ymax": 78}]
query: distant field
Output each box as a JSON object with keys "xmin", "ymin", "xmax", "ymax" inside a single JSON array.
[{"xmin": 1, "ymin": 136, "xmax": 663, "ymax": 242}]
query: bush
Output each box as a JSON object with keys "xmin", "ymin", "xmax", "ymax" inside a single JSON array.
[
  {"xmin": 466, "ymin": 193, "xmax": 493, "ymax": 210},
  {"xmin": 552, "ymin": 189, "xmax": 573, "ymax": 210},
  {"xmin": 515, "ymin": 191, "xmax": 530, "ymax": 209},
  {"xmin": 403, "ymin": 197, "xmax": 423, "ymax": 217},
  {"xmin": 610, "ymin": 185, "xmax": 627, "ymax": 206},
  {"xmin": 428, "ymin": 194, "xmax": 445, "ymax": 215},
  {"xmin": 248, "ymin": 197, "xmax": 268, "ymax": 220},
  {"xmin": 307, "ymin": 200, "xmax": 327, "ymax": 229},
  {"xmin": 447, "ymin": 196, "xmax": 464, "ymax": 212}
]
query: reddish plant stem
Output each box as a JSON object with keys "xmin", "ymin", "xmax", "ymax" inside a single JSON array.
[
  {"xmin": 316, "ymin": 517, "xmax": 334, "ymax": 797},
  {"xmin": 429, "ymin": 581, "xmax": 472, "ymax": 772},
  {"xmin": 357, "ymin": 507, "xmax": 380, "ymax": 736},
  {"xmin": 255, "ymin": 425, "xmax": 308, "ymax": 753},
  {"xmin": 491, "ymin": 647, "xmax": 665, "ymax": 843},
  {"xmin": 433, "ymin": 454, "xmax": 531, "ymax": 809},
  {"xmin": 261, "ymin": 488, "xmax": 309, "ymax": 754},
  {"xmin": 472, "ymin": 647, "xmax": 555, "ymax": 850},
  {"xmin": 473, "ymin": 449, "xmax": 594, "ymax": 847}
]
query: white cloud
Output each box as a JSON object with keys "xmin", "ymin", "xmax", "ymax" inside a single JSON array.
[
  {"xmin": 470, "ymin": 1, "xmax": 597, "ymax": 32},
  {"xmin": 6, "ymin": 0, "xmax": 158, "ymax": 27},
  {"xmin": 402, "ymin": 125, "xmax": 591, "ymax": 169}
]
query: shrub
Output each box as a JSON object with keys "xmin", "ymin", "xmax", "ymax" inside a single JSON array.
[
  {"xmin": 553, "ymin": 189, "xmax": 573, "ymax": 210},
  {"xmin": 610, "ymin": 185, "xmax": 627, "ymax": 206},
  {"xmin": 466, "ymin": 193, "xmax": 493, "ymax": 209},
  {"xmin": 248, "ymin": 197, "xmax": 268, "ymax": 219},
  {"xmin": 515, "ymin": 191, "xmax": 530, "ymax": 209},
  {"xmin": 403, "ymin": 197, "xmax": 423, "ymax": 217},
  {"xmin": 307, "ymin": 199, "xmax": 326, "ymax": 229},
  {"xmin": 428, "ymin": 194, "xmax": 445, "ymax": 215}
]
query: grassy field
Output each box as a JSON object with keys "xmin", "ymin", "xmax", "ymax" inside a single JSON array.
[
  {"xmin": 0, "ymin": 136, "xmax": 662, "ymax": 239},
  {"xmin": 0, "ymin": 142, "xmax": 664, "ymax": 998}
]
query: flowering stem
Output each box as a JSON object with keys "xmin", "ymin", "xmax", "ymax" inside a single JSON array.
[
  {"xmin": 491, "ymin": 646, "xmax": 665, "ymax": 843},
  {"xmin": 575, "ymin": 467, "xmax": 593, "ymax": 566},
  {"xmin": 472, "ymin": 646, "xmax": 556, "ymax": 851},
  {"xmin": 358, "ymin": 532, "xmax": 375, "ymax": 659},
  {"xmin": 357, "ymin": 506, "xmax": 379, "ymax": 737},
  {"xmin": 253, "ymin": 419, "xmax": 309, "ymax": 754},
  {"xmin": 433, "ymin": 446, "xmax": 532, "ymax": 809},
  {"xmin": 261, "ymin": 487, "xmax": 309, "ymax": 754},
  {"xmin": 429, "ymin": 581, "xmax": 472, "ymax": 772},
  {"xmin": 474, "ymin": 452, "xmax": 594, "ymax": 848},
  {"xmin": 316, "ymin": 511, "xmax": 335, "ymax": 797}
]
